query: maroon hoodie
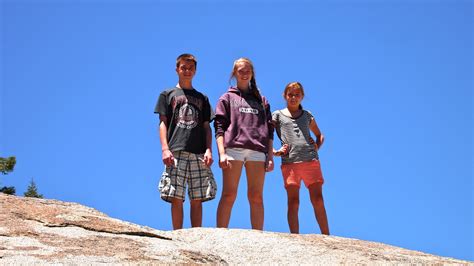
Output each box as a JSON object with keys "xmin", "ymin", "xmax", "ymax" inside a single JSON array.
[{"xmin": 214, "ymin": 87, "xmax": 273, "ymax": 153}]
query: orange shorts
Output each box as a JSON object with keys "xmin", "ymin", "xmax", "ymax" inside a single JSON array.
[{"xmin": 281, "ymin": 160, "xmax": 324, "ymax": 189}]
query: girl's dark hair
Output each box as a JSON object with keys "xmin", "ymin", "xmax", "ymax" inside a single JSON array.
[{"xmin": 231, "ymin": 58, "xmax": 263, "ymax": 104}]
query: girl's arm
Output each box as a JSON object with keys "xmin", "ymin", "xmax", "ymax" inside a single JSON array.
[
  {"xmin": 309, "ymin": 117, "xmax": 324, "ymax": 150},
  {"xmin": 216, "ymin": 135, "xmax": 231, "ymax": 169},
  {"xmin": 214, "ymin": 95, "xmax": 231, "ymax": 169},
  {"xmin": 270, "ymin": 114, "xmax": 289, "ymax": 156},
  {"xmin": 264, "ymin": 100, "xmax": 276, "ymax": 169},
  {"xmin": 273, "ymin": 144, "xmax": 289, "ymax": 156},
  {"xmin": 214, "ymin": 95, "xmax": 230, "ymax": 138},
  {"xmin": 266, "ymin": 139, "xmax": 274, "ymax": 172}
]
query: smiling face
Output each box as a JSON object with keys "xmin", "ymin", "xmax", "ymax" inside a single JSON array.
[
  {"xmin": 283, "ymin": 82, "xmax": 305, "ymax": 109},
  {"xmin": 285, "ymin": 87, "xmax": 304, "ymax": 108},
  {"xmin": 232, "ymin": 59, "xmax": 254, "ymax": 90},
  {"xmin": 235, "ymin": 62, "xmax": 253, "ymax": 82},
  {"xmin": 176, "ymin": 59, "xmax": 196, "ymax": 82}
]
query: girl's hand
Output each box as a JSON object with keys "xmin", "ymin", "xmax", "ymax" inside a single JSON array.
[
  {"xmin": 219, "ymin": 153, "xmax": 232, "ymax": 169},
  {"xmin": 308, "ymin": 136, "xmax": 319, "ymax": 150},
  {"xmin": 274, "ymin": 144, "xmax": 289, "ymax": 156},
  {"xmin": 265, "ymin": 157, "xmax": 274, "ymax": 172}
]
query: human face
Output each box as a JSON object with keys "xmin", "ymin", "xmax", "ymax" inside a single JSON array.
[
  {"xmin": 234, "ymin": 62, "xmax": 253, "ymax": 89},
  {"xmin": 285, "ymin": 88, "xmax": 304, "ymax": 109},
  {"xmin": 176, "ymin": 60, "xmax": 196, "ymax": 81}
]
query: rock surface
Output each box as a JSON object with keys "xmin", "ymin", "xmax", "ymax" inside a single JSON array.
[{"xmin": 0, "ymin": 193, "xmax": 470, "ymax": 264}]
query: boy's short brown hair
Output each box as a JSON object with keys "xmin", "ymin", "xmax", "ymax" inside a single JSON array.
[{"xmin": 176, "ymin": 53, "xmax": 197, "ymax": 69}]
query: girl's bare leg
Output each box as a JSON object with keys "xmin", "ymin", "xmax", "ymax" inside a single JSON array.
[
  {"xmin": 308, "ymin": 183, "xmax": 329, "ymax": 235},
  {"xmin": 286, "ymin": 185, "xmax": 300, "ymax": 233},
  {"xmin": 216, "ymin": 161, "xmax": 244, "ymax": 228},
  {"xmin": 245, "ymin": 161, "xmax": 266, "ymax": 230}
]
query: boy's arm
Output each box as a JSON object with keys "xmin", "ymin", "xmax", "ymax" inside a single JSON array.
[
  {"xmin": 203, "ymin": 121, "xmax": 213, "ymax": 167},
  {"xmin": 159, "ymin": 115, "xmax": 174, "ymax": 166},
  {"xmin": 309, "ymin": 117, "xmax": 324, "ymax": 150}
]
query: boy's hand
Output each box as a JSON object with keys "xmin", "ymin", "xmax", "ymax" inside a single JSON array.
[
  {"xmin": 219, "ymin": 154, "xmax": 232, "ymax": 169},
  {"xmin": 162, "ymin": 149, "xmax": 175, "ymax": 167},
  {"xmin": 203, "ymin": 150, "xmax": 213, "ymax": 167}
]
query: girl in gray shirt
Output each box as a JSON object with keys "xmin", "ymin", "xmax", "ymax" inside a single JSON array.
[{"xmin": 272, "ymin": 82, "xmax": 330, "ymax": 235}]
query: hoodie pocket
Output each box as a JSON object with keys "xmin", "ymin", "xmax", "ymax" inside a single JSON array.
[{"xmin": 237, "ymin": 127, "xmax": 263, "ymax": 147}]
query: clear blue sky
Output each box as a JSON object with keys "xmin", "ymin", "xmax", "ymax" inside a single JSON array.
[{"xmin": 1, "ymin": 0, "xmax": 472, "ymax": 261}]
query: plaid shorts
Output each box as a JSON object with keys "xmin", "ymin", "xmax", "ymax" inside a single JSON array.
[{"xmin": 158, "ymin": 150, "xmax": 217, "ymax": 203}]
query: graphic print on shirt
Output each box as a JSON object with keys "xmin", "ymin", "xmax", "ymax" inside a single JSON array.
[
  {"xmin": 229, "ymin": 98, "xmax": 261, "ymax": 115},
  {"xmin": 176, "ymin": 103, "xmax": 198, "ymax": 129},
  {"xmin": 239, "ymin": 107, "xmax": 259, "ymax": 114},
  {"xmin": 172, "ymin": 94, "xmax": 202, "ymax": 129}
]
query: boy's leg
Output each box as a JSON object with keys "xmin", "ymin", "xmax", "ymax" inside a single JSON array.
[
  {"xmin": 286, "ymin": 185, "xmax": 300, "ymax": 234},
  {"xmin": 162, "ymin": 150, "xmax": 186, "ymax": 230},
  {"xmin": 171, "ymin": 198, "xmax": 184, "ymax": 230},
  {"xmin": 190, "ymin": 200, "xmax": 202, "ymax": 227},
  {"xmin": 188, "ymin": 152, "xmax": 216, "ymax": 228},
  {"xmin": 217, "ymin": 161, "xmax": 244, "ymax": 228},
  {"xmin": 308, "ymin": 183, "xmax": 329, "ymax": 235},
  {"xmin": 245, "ymin": 161, "xmax": 266, "ymax": 230}
]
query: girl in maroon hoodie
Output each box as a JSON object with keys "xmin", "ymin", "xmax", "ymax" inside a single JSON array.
[{"xmin": 214, "ymin": 58, "xmax": 274, "ymax": 230}]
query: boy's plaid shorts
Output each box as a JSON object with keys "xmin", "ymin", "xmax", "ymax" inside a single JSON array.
[{"xmin": 158, "ymin": 150, "xmax": 217, "ymax": 203}]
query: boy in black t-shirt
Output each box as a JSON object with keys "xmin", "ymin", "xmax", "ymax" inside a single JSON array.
[{"xmin": 154, "ymin": 54, "xmax": 216, "ymax": 230}]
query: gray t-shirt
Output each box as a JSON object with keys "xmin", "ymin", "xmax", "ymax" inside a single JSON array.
[{"xmin": 272, "ymin": 109, "xmax": 319, "ymax": 164}]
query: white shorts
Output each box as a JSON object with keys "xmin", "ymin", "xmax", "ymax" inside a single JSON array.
[{"xmin": 226, "ymin": 148, "xmax": 266, "ymax": 162}]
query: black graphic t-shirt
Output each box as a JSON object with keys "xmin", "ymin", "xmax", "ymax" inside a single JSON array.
[{"xmin": 154, "ymin": 87, "xmax": 213, "ymax": 154}]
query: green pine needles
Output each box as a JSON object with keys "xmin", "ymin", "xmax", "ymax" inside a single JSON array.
[
  {"xmin": 0, "ymin": 156, "xmax": 16, "ymax": 175},
  {"xmin": 24, "ymin": 179, "xmax": 43, "ymax": 199},
  {"xmin": 0, "ymin": 156, "xmax": 17, "ymax": 195}
]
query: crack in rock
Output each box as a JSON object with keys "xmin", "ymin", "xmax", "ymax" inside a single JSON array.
[
  {"xmin": 44, "ymin": 223, "xmax": 172, "ymax": 240},
  {"xmin": 17, "ymin": 216, "xmax": 172, "ymax": 241}
]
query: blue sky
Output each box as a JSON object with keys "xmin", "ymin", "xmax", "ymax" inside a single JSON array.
[{"xmin": 1, "ymin": 0, "xmax": 472, "ymax": 261}]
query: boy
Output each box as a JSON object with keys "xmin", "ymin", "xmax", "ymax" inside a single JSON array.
[{"xmin": 154, "ymin": 53, "xmax": 216, "ymax": 229}]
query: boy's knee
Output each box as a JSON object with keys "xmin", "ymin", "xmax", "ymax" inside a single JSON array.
[
  {"xmin": 171, "ymin": 198, "xmax": 184, "ymax": 205},
  {"xmin": 190, "ymin": 200, "xmax": 202, "ymax": 206}
]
